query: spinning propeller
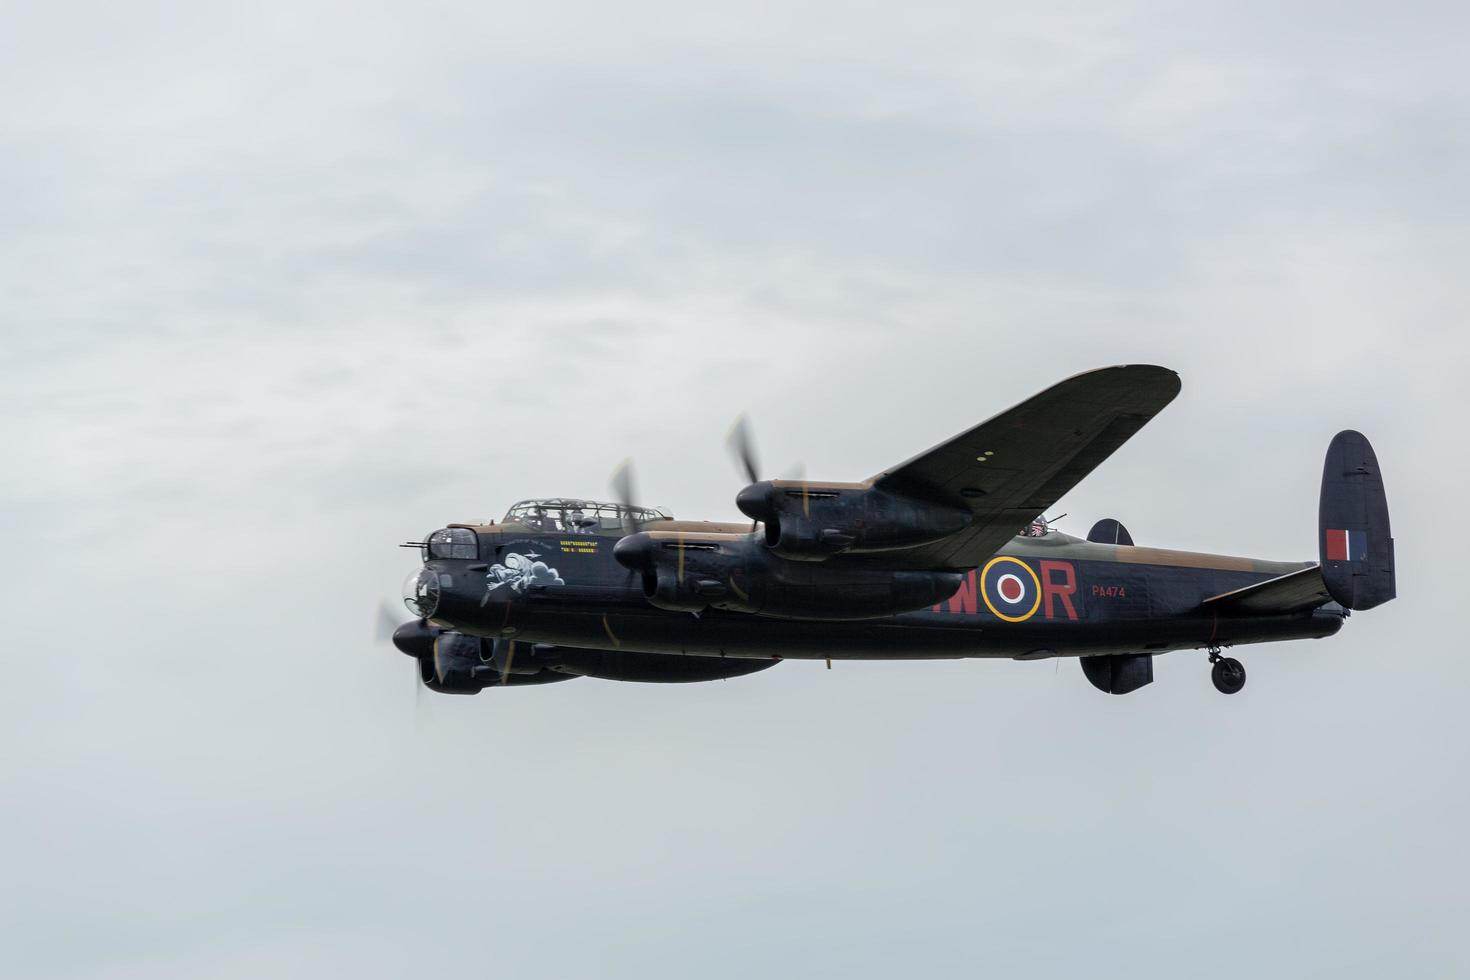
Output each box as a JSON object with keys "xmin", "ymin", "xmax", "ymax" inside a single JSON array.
[
  {"xmin": 725, "ymin": 413, "xmax": 805, "ymax": 530},
  {"xmin": 373, "ymin": 598, "xmax": 433, "ymax": 727},
  {"xmin": 726, "ymin": 413, "xmax": 761, "ymax": 487},
  {"xmin": 608, "ymin": 416, "xmax": 802, "ymax": 540},
  {"xmin": 609, "ymin": 457, "xmax": 656, "ymax": 587},
  {"xmin": 610, "ymin": 457, "xmax": 644, "ymax": 534}
]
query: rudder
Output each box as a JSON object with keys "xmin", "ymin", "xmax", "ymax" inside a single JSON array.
[{"xmin": 1319, "ymin": 430, "xmax": 1396, "ymax": 610}]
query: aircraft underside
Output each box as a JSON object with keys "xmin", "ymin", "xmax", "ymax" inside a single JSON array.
[{"xmin": 468, "ymin": 599, "xmax": 1346, "ymax": 662}]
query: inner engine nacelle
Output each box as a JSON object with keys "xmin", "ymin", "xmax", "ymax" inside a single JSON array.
[
  {"xmin": 614, "ymin": 531, "xmax": 964, "ymax": 620},
  {"xmin": 617, "ymin": 533, "xmax": 748, "ymax": 613},
  {"xmin": 422, "ymin": 632, "xmax": 497, "ymax": 694},
  {"xmin": 734, "ymin": 481, "xmax": 971, "ymax": 561},
  {"xmin": 421, "ymin": 634, "xmax": 576, "ymax": 693}
]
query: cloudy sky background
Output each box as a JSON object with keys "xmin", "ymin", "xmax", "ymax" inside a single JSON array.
[{"xmin": 3, "ymin": 2, "xmax": 1467, "ymax": 976}]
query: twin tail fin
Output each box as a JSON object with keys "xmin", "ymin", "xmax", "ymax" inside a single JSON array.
[{"xmin": 1319, "ymin": 430, "xmax": 1395, "ymax": 610}]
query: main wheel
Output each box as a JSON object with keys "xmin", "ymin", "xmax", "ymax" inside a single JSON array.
[{"xmin": 1211, "ymin": 657, "xmax": 1246, "ymax": 695}]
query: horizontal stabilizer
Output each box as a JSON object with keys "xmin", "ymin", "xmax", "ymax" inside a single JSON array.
[{"xmin": 1202, "ymin": 566, "xmax": 1332, "ymax": 615}]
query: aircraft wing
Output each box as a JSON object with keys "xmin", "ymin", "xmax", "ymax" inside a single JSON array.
[
  {"xmin": 1202, "ymin": 566, "xmax": 1333, "ymax": 614},
  {"xmin": 872, "ymin": 365, "xmax": 1181, "ymax": 570}
]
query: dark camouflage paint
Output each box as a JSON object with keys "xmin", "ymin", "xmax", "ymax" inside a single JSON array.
[{"xmin": 421, "ymin": 526, "xmax": 1343, "ymax": 663}]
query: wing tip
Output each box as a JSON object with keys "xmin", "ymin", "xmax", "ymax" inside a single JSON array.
[
  {"xmin": 1062, "ymin": 364, "xmax": 1182, "ymax": 404},
  {"xmin": 1110, "ymin": 363, "xmax": 1181, "ymax": 386},
  {"xmin": 1067, "ymin": 362, "xmax": 1179, "ymax": 380}
]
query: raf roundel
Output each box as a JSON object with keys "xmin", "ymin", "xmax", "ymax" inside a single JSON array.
[{"xmin": 980, "ymin": 556, "xmax": 1042, "ymax": 622}]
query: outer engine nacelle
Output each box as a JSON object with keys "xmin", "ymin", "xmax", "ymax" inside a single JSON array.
[
  {"xmin": 614, "ymin": 531, "xmax": 964, "ymax": 620},
  {"xmin": 734, "ymin": 481, "xmax": 971, "ymax": 561}
]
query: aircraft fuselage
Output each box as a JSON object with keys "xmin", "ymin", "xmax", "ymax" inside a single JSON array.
[{"xmin": 419, "ymin": 526, "xmax": 1344, "ymax": 662}]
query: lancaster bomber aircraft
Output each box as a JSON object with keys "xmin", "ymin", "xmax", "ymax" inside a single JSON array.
[{"xmin": 380, "ymin": 365, "xmax": 1395, "ymax": 697}]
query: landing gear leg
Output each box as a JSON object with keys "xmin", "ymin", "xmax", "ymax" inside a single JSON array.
[{"xmin": 1208, "ymin": 647, "xmax": 1246, "ymax": 695}]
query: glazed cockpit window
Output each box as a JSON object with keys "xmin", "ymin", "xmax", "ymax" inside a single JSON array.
[
  {"xmin": 503, "ymin": 498, "xmax": 671, "ymax": 532},
  {"xmin": 425, "ymin": 527, "xmax": 478, "ymax": 559}
]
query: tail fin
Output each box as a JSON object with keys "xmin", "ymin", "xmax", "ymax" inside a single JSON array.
[
  {"xmin": 1319, "ymin": 430, "xmax": 1396, "ymax": 610},
  {"xmin": 1087, "ymin": 518, "xmax": 1134, "ymax": 546}
]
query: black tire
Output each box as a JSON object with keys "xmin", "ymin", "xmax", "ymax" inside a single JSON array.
[{"xmin": 1211, "ymin": 657, "xmax": 1246, "ymax": 695}]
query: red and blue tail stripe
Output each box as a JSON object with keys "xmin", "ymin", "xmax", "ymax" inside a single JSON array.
[{"xmin": 1324, "ymin": 528, "xmax": 1367, "ymax": 562}]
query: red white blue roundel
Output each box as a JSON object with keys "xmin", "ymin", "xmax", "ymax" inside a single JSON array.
[{"xmin": 981, "ymin": 556, "xmax": 1042, "ymax": 622}]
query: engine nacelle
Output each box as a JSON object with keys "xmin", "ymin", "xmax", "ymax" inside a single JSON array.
[
  {"xmin": 421, "ymin": 632, "xmax": 496, "ymax": 694},
  {"xmin": 614, "ymin": 531, "xmax": 747, "ymax": 614},
  {"xmin": 642, "ymin": 559, "xmax": 732, "ymax": 613},
  {"xmin": 735, "ymin": 481, "xmax": 971, "ymax": 561},
  {"xmin": 614, "ymin": 530, "xmax": 964, "ymax": 620},
  {"xmin": 421, "ymin": 634, "xmax": 577, "ymax": 693}
]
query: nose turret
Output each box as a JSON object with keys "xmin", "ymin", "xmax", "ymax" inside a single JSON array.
[{"xmin": 402, "ymin": 567, "xmax": 441, "ymax": 619}]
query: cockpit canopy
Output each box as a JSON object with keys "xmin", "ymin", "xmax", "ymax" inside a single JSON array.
[{"xmin": 501, "ymin": 498, "xmax": 671, "ymax": 534}]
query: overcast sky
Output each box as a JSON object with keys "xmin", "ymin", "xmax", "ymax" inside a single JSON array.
[{"xmin": 3, "ymin": 2, "xmax": 1467, "ymax": 977}]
